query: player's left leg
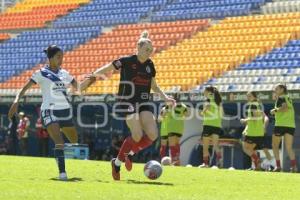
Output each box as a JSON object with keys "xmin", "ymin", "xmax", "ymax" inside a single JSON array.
[
  {"xmin": 211, "ymin": 134, "xmax": 222, "ymax": 168},
  {"xmin": 263, "ymin": 148, "xmax": 272, "ymax": 161},
  {"xmin": 200, "ymin": 136, "xmax": 210, "ymax": 167},
  {"xmin": 160, "ymin": 138, "xmax": 168, "ymax": 158},
  {"xmin": 61, "ymin": 126, "xmax": 78, "ymax": 143},
  {"xmin": 243, "ymin": 141, "xmax": 259, "ymax": 170},
  {"xmin": 284, "ymin": 133, "xmax": 297, "ymax": 172},
  {"xmin": 272, "ymin": 134, "xmax": 282, "ymax": 172},
  {"xmin": 168, "ymin": 134, "xmax": 181, "ymax": 165},
  {"xmin": 138, "ymin": 111, "xmax": 158, "ymax": 153}
]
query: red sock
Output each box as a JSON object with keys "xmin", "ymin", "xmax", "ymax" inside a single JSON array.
[
  {"xmin": 117, "ymin": 137, "xmax": 134, "ymax": 162},
  {"xmin": 176, "ymin": 144, "xmax": 180, "ymax": 156},
  {"xmin": 169, "ymin": 145, "xmax": 180, "ymax": 163},
  {"xmin": 276, "ymin": 160, "xmax": 281, "ymax": 168},
  {"xmin": 160, "ymin": 145, "xmax": 167, "ymax": 158},
  {"xmin": 251, "ymin": 153, "xmax": 259, "ymax": 162},
  {"xmin": 251, "ymin": 153, "xmax": 259, "ymax": 167},
  {"xmin": 216, "ymin": 152, "xmax": 222, "ymax": 161},
  {"xmin": 131, "ymin": 135, "xmax": 153, "ymax": 154},
  {"xmin": 169, "ymin": 146, "xmax": 177, "ymax": 161},
  {"xmin": 203, "ymin": 156, "xmax": 209, "ymax": 165},
  {"xmin": 291, "ymin": 160, "xmax": 297, "ymax": 168}
]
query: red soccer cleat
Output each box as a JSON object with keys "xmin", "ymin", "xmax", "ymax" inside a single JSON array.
[
  {"xmin": 111, "ymin": 158, "xmax": 120, "ymax": 181},
  {"xmin": 125, "ymin": 154, "xmax": 133, "ymax": 171},
  {"xmin": 272, "ymin": 167, "xmax": 282, "ymax": 172}
]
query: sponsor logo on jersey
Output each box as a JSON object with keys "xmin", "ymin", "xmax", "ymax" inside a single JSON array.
[{"xmin": 132, "ymin": 76, "xmax": 150, "ymax": 86}]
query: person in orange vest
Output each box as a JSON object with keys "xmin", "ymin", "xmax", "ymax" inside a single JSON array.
[
  {"xmin": 36, "ymin": 117, "xmax": 49, "ymax": 157},
  {"xmin": 17, "ymin": 112, "xmax": 30, "ymax": 156}
]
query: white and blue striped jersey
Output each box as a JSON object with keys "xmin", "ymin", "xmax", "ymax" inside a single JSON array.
[{"xmin": 30, "ymin": 66, "xmax": 74, "ymax": 110}]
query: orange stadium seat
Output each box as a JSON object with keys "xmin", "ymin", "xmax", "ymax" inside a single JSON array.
[{"xmin": 0, "ymin": 19, "xmax": 210, "ymax": 93}]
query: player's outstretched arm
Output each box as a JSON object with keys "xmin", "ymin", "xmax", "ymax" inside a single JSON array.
[
  {"xmin": 79, "ymin": 63, "xmax": 115, "ymax": 92},
  {"xmin": 8, "ymin": 80, "xmax": 35, "ymax": 118},
  {"xmin": 151, "ymin": 77, "xmax": 176, "ymax": 105}
]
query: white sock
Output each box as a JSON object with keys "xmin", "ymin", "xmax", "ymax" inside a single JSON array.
[
  {"xmin": 128, "ymin": 151, "xmax": 134, "ymax": 156},
  {"xmin": 114, "ymin": 158, "xmax": 122, "ymax": 166}
]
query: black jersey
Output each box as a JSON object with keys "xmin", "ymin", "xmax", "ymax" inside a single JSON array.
[{"xmin": 112, "ymin": 55, "xmax": 156, "ymax": 104}]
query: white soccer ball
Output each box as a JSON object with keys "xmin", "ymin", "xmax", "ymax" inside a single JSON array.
[
  {"xmin": 161, "ymin": 156, "xmax": 172, "ymax": 166},
  {"xmin": 144, "ymin": 160, "xmax": 163, "ymax": 180}
]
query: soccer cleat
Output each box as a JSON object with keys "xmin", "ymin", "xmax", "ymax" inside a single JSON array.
[
  {"xmin": 254, "ymin": 161, "xmax": 262, "ymax": 171},
  {"xmin": 59, "ymin": 172, "xmax": 68, "ymax": 181},
  {"xmin": 216, "ymin": 159, "xmax": 223, "ymax": 169},
  {"xmin": 125, "ymin": 154, "xmax": 133, "ymax": 171},
  {"xmin": 272, "ymin": 167, "xmax": 282, "ymax": 172},
  {"xmin": 290, "ymin": 166, "xmax": 298, "ymax": 173},
  {"xmin": 111, "ymin": 158, "xmax": 121, "ymax": 181},
  {"xmin": 198, "ymin": 163, "xmax": 209, "ymax": 168},
  {"xmin": 172, "ymin": 160, "xmax": 180, "ymax": 166}
]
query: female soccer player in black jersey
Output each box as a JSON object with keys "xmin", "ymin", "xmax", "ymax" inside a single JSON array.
[{"xmin": 81, "ymin": 31, "xmax": 175, "ymax": 180}]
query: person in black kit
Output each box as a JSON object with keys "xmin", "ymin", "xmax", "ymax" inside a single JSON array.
[
  {"xmin": 8, "ymin": 114, "xmax": 19, "ymax": 155},
  {"xmin": 81, "ymin": 31, "xmax": 176, "ymax": 180}
]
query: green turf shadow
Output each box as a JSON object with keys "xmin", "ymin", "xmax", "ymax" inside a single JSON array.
[
  {"xmin": 49, "ymin": 177, "xmax": 83, "ymax": 182},
  {"xmin": 126, "ymin": 179, "xmax": 174, "ymax": 186}
]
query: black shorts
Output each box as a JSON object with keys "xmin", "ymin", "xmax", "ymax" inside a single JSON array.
[
  {"xmin": 114, "ymin": 102, "xmax": 154, "ymax": 118},
  {"xmin": 244, "ymin": 136, "xmax": 264, "ymax": 149},
  {"xmin": 273, "ymin": 126, "xmax": 295, "ymax": 137},
  {"xmin": 161, "ymin": 133, "xmax": 182, "ymax": 140},
  {"xmin": 202, "ymin": 125, "xmax": 222, "ymax": 137},
  {"xmin": 41, "ymin": 109, "xmax": 74, "ymax": 128},
  {"xmin": 168, "ymin": 132, "xmax": 182, "ymax": 137},
  {"xmin": 161, "ymin": 136, "xmax": 168, "ymax": 140}
]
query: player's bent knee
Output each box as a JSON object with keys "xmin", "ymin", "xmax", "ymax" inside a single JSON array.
[
  {"xmin": 144, "ymin": 128, "xmax": 158, "ymax": 141},
  {"xmin": 131, "ymin": 132, "xmax": 143, "ymax": 142},
  {"xmin": 148, "ymin": 132, "xmax": 158, "ymax": 141}
]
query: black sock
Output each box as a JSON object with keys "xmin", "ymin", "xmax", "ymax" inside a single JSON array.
[{"xmin": 54, "ymin": 149, "xmax": 65, "ymax": 173}]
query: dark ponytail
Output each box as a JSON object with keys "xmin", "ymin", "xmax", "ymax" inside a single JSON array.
[
  {"xmin": 44, "ymin": 45, "xmax": 62, "ymax": 59},
  {"xmin": 205, "ymin": 86, "xmax": 222, "ymax": 106},
  {"xmin": 276, "ymin": 84, "xmax": 288, "ymax": 94},
  {"xmin": 248, "ymin": 91, "xmax": 258, "ymax": 101}
]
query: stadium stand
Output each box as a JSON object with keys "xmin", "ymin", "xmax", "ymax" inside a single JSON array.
[
  {"xmin": 0, "ymin": 0, "xmax": 299, "ymax": 94},
  {"xmin": 262, "ymin": 0, "xmax": 300, "ymax": 14},
  {"xmin": 0, "ymin": 19, "xmax": 209, "ymax": 95},
  {"xmin": 214, "ymin": 38, "xmax": 300, "ymax": 92},
  {"xmin": 0, "ymin": 33, "xmax": 10, "ymax": 41},
  {"xmin": 0, "ymin": 0, "xmax": 17, "ymax": 12},
  {"xmin": 151, "ymin": 0, "xmax": 266, "ymax": 22},
  {"xmin": 0, "ymin": 0, "xmax": 90, "ymax": 30},
  {"xmin": 154, "ymin": 12, "xmax": 300, "ymax": 92},
  {"xmin": 0, "ymin": 26, "xmax": 102, "ymax": 84},
  {"xmin": 52, "ymin": 0, "xmax": 169, "ymax": 28},
  {"xmin": 0, "ymin": 0, "xmax": 168, "ymax": 90}
]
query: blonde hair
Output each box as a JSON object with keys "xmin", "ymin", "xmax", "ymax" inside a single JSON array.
[{"xmin": 137, "ymin": 30, "xmax": 152, "ymax": 47}]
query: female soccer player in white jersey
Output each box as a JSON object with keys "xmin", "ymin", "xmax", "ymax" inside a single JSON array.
[
  {"xmin": 81, "ymin": 31, "xmax": 176, "ymax": 180},
  {"xmin": 8, "ymin": 45, "xmax": 80, "ymax": 181}
]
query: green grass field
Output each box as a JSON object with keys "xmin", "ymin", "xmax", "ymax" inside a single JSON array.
[{"xmin": 0, "ymin": 156, "xmax": 300, "ymax": 200}]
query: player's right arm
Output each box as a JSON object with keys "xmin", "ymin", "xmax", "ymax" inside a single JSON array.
[
  {"xmin": 80, "ymin": 63, "xmax": 115, "ymax": 91},
  {"xmin": 158, "ymin": 106, "xmax": 168, "ymax": 122},
  {"xmin": 8, "ymin": 80, "xmax": 35, "ymax": 118}
]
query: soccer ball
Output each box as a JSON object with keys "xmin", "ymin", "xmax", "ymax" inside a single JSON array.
[
  {"xmin": 144, "ymin": 160, "xmax": 163, "ymax": 180},
  {"xmin": 161, "ymin": 156, "xmax": 172, "ymax": 166}
]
